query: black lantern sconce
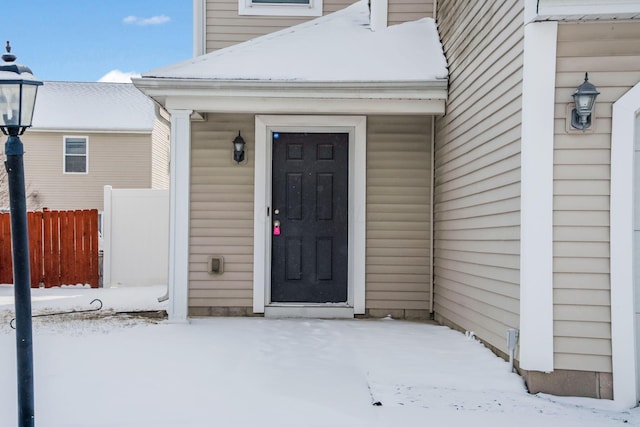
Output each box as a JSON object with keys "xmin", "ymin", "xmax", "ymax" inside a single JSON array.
[
  {"xmin": 232, "ymin": 131, "xmax": 246, "ymax": 164},
  {"xmin": 571, "ymin": 73, "xmax": 600, "ymax": 131}
]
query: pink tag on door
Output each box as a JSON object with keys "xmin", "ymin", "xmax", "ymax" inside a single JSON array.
[{"xmin": 274, "ymin": 225, "xmax": 281, "ymax": 236}]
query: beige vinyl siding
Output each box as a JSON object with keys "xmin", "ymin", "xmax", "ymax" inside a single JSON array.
[
  {"xmin": 20, "ymin": 131, "xmax": 152, "ymax": 211},
  {"xmin": 189, "ymin": 113, "xmax": 433, "ymax": 312},
  {"xmin": 553, "ymin": 21, "xmax": 640, "ymax": 373},
  {"xmin": 433, "ymin": 0, "xmax": 524, "ymax": 355},
  {"xmin": 366, "ymin": 115, "xmax": 432, "ymax": 312},
  {"xmin": 205, "ymin": 0, "xmax": 356, "ymax": 52},
  {"xmin": 189, "ymin": 114, "xmax": 255, "ymax": 309},
  {"xmin": 388, "ymin": 0, "xmax": 434, "ymax": 25},
  {"xmin": 151, "ymin": 117, "xmax": 170, "ymax": 189}
]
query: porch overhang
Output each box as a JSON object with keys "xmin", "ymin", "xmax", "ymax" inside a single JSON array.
[
  {"xmin": 133, "ymin": 78, "xmax": 448, "ymax": 115},
  {"xmin": 133, "ymin": 0, "xmax": 448, "ymax": 116}
]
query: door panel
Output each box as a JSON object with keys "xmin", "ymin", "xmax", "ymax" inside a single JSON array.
[{"xmin": 271, "ymin": 132, "xmax": 349, "ymax": 303}]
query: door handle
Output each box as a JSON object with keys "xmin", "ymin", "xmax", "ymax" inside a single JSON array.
[{"xmin": 273, "ymin": 220, "xmax": 281, "ymax": 236}]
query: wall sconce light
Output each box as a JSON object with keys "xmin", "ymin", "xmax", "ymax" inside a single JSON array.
[
  {"xmin": 571, "ymin": 73, "xmax": 600, "ymax": 131},
  {"xmin": 232, "ymin": 131, "xmax": 245, "ymax": 163}
]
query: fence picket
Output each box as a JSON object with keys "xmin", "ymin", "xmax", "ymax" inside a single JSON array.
[
  {"xmin": 28, "ymin": 211, "xmax": 43, "ymax": 287},
  {"xmin": 62, "ymin": 211, "xmax": 73, "ymax": 285},
  {"xmin": 43, "ymin": 209, "xmax": 51, "ymax": 287},
  {"xmin": 72, "ymin": 211, "xmax": 80, "ymax": 284},
  {"xmin": 76, "ymin": 211, "xmax": 89, "ymax": 280},
  {"xmin": 43, "ymin": 210, "xmax": 57, "ymax": 287},
  {"xmin": 0, "ymin": 214, "xmax": 12, "ymax": 284}
]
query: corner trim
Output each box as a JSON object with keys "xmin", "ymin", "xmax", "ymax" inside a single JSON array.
[
  {"xmin": 193, "ymin": 0, "xmax": 206, "ymax": 56},
  {"xmin": 610, "ymin": 81, "xmax": 640, "ymax": 408},
  {"xmin": 519, "ymin": 20, "xmax": 557, "ymax": 372},
  {"xmin": 167, "ymin": 109, "xmax": 193, "ymax": 323},
  {"xmin": 524, "ymin": 0, "xmax": 539, "ymax": 23}
]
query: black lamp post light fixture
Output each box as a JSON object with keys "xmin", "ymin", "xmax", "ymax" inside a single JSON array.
[
  {"xmin": 0, "ymin": 41, "xmax": 42, "ymax": 427},
  {"xmin": 571, "ymin": 72, "xmax": 600, "ymax": 131},
  {"xmin": 233, "ymin": 131, "xmax": 246, "ymax": 164}
]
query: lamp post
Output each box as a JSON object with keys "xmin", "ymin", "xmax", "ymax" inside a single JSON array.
[{"xmin": 0, "ymin": 41, "xmax": 42, "ymax": 427}]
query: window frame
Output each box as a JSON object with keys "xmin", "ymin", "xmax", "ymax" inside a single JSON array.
[
  {"xmin": 238, "ymin": 0, "xmax": 322, "ymax": 17},
  {"xmin": 63, "ymin": 135, "xmax": 89, "ymax": 174}
]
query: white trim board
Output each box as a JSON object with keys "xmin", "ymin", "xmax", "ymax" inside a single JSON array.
[
  {"xmin": 252, "ymin": 115, "xmax": 366, "ymax": 315},
  {"xmin": 526, "ymin": 0, "xmax": 640, "ymax": 22},
  {"xmin": 610, "ymin": 81, "xmax": 640, "ymax": 408},
  {"xmin": 519, "ymin": 20, "xmax": 557, "ymax": 372},
  {"xmin": 102, "ymin": 185, "xmax": 114, "ymax": 288},
  {"xmin": 167, "ymin": 109, "xmax": 193, "ymax": 323},
  {"xmin": 133, "ymin": 78, "xmax": 448, "ymax": 116},
  {"xmin": 193, "ymin": 0, "xmax": 206, "ymax": 56},
  {"xmin": 538, "ymin": 0, "xmax": 640, "ymax": 16},
  {"xmin": 165, "ymin": 97, "xmax": 444, "ymax": 116}
]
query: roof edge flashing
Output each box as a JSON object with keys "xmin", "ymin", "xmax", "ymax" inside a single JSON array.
[
  {"xmin": 29, "ymin": 127, "xmax": 153, "ymax": 134},
  {"xmin": 533, "ymin": 0, "xmax": 640, "ymax": 20},
  {"xmin": 133, "ymin": 77, "xmax": 448, "ymax": 91}
]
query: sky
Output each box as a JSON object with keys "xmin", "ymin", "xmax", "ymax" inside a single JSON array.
[{"xmin": 0, "ymin": 1, "xmax": 192, "ymax": 83}]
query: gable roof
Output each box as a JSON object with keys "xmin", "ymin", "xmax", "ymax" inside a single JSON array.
[
  {"xmin": 143, "ymin": 0, "xmax": 447, "ymax": 83},
  {"xmin": 32, "ymin": 81, "xmax": 156, "ymax": 132},
  {"xmin": 143, "ymin": 1, "xmax": 447, "ymax": 82},
  {"xmin": 134, "ymin": 1, "xmax": 448, "ymax": 115}
]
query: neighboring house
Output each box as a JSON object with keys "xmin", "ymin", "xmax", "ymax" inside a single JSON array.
[
  {"xmin": 133, "ymin": 0, "xmax": 640, "ymax": 407},
  {"xmin": 10, "ymin": 81, "xmax": 170, "ymax": 212}
]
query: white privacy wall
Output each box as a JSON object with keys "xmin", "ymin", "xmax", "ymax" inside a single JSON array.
[{"xmin": 103, "ymin": 186, "xmax": 169, "ymax": 287}]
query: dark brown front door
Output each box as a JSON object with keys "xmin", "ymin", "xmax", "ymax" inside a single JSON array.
[{"xmin": 271, "ymin": 132, "xmax": 349, "ymax": 303}]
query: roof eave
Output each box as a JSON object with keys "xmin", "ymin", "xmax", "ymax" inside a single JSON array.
[
  {"xmin": 529, "ymin": 0, "xmax": 640, "ymax": 21},
  {"xmin": 133, "ymin": 77, "xmax": 449, "ymax": 115},
  {"xmin": 28, "ymin": 127, "xmax": 154, "ymax": 134}
]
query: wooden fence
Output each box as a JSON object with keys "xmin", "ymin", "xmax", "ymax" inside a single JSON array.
[{"xmin": 0, "ymin": 209, "xmax": 99, "ymax": 288}]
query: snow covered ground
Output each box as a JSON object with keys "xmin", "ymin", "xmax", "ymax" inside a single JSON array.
[{"xmin": 0, "ymin": 285, "xmax": 638, "ymax": 427}]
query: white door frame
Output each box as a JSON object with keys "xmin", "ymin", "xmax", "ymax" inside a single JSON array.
[
  {"xmin": 610, "ymin": 81, "xmax": 640, "ymax": 407},
  {"xmin": 252, "ymin": 115, "xmax": 367, "ymax": 316}
]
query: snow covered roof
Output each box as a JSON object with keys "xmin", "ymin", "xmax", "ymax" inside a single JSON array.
[
  {"xmin": 142, "ymin": 0, "xmax": 447, "ymax": 83},
  {"xmin": 31, "ymin": 81, "xmax": 156, "ymax": 132}
]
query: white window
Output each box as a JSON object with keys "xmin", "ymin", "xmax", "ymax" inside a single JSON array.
[
  {"xmin": 64, "ymin": 136, "xmax": 88, "ymax": 174},
  {"xmin": 239, "ymin": 0, "xmax": 322, "ymax": 17}
]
